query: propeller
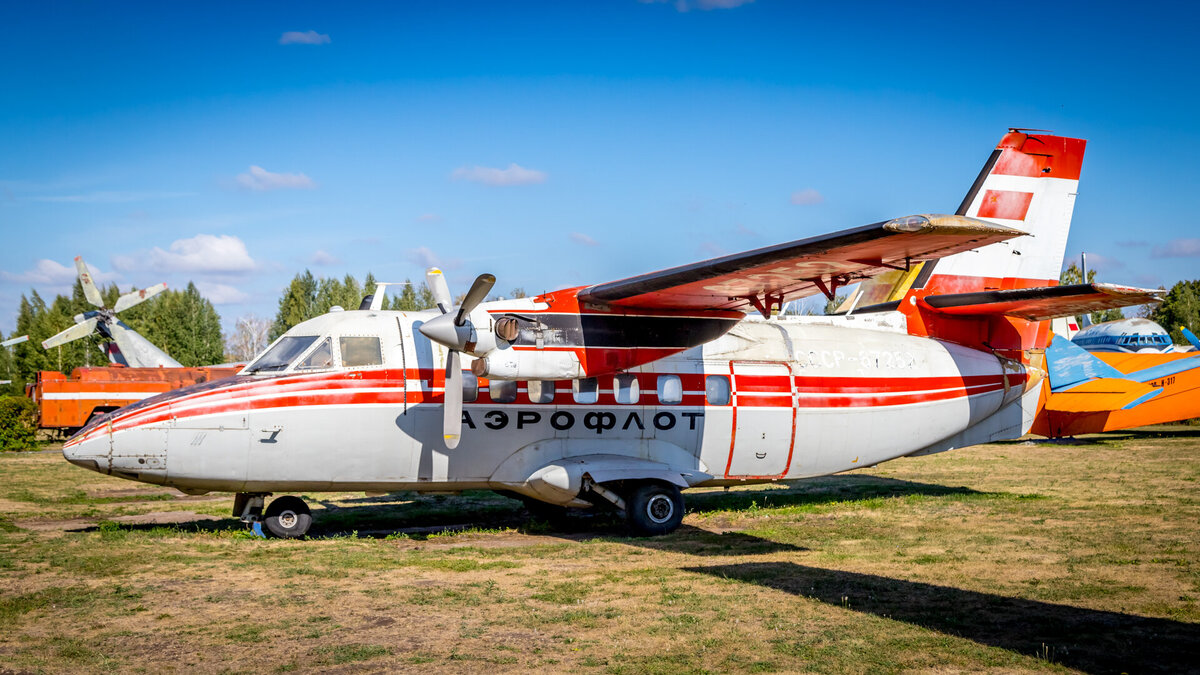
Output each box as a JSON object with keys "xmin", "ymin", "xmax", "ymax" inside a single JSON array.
[
  {"xmin": 419, "ymin": 268, "xmax": 497, "ymax": 449},
  {"xmin": 1, "ymin": 335, "xmax": 29, "ymax": 348},
  {"xmin": 40, "ymin": 257, "xmax": 168, "ymax": 354}
]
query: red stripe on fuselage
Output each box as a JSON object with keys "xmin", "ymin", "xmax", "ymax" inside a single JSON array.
[{"xmin": 71, "ymin": 369, "xmax": 1024, "ymax": 446}]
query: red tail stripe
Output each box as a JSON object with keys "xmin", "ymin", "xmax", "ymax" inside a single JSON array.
[{"xmin": 977, "ymin": 190, "xmax": 1034, "ymax": 221}]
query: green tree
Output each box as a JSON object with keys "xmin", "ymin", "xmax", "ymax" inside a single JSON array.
[
  {"xmin": 1149, "ymin": 280, "xmax": 1200, "ymax": 344},
  {"xmin": 1060, "ymin": 262, "xmax": 1125, "ymax": 324},
  {"xmin": 271, "ymin": 270, "xmax": 318, "ymax": 340}
]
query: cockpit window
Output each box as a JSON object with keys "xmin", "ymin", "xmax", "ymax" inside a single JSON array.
[
  {"xmin": 297, "ymin": 338, "xmax": 334, "ymax": 370},
  {"xmin": 244, "ymin": 336, "xmax": 319, "ymax": 373},
  {"xmin": 340, "ymin": 336, "xmax": 383, "ymax": 367}
]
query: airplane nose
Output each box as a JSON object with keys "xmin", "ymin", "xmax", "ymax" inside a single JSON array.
[{"xmin": 63, "ymin": 432, "xmax": 108, "ymax": 474}]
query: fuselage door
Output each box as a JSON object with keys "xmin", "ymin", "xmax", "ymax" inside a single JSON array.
[{"xmin": 726, "ymin": 361, "xmax": 795, "ymax": 478}]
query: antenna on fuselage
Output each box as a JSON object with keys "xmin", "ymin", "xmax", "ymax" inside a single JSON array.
[{"xmin": 361, "ymin": 282, "xmax": 406, "ymax": 311}]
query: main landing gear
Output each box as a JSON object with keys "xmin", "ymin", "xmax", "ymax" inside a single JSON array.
[
  {"xmin": 624, "ymin": 482, "xmax": 684, "ymax": 537},
  {"xmin": 234, "ymin": 493, "xmax": 313, "ymax": 539},
  {"xmin": 580, "ymin": 479, "xmax": 686, "ymax": 537}
]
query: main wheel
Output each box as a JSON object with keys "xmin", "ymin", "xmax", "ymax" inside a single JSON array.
[
  {"xmin": 263, "ymin": 496, "xmax": 312, "ymax": 539},
  {"xmin": 625, "ymin": 482, "xmax": 684, "ymax": 536}
]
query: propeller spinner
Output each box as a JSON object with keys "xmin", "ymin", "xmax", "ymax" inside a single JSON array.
[{"xmin": 418, "ymin": 269, "xmax": 497, "ymax": 449}]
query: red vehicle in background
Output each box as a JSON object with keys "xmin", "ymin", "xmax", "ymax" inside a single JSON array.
[{"xmin": 28, "ymin": 365, "xmax": 241, "ymax": 434}]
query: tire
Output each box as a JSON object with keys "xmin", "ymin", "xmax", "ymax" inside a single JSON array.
[
  {"xmin": 625, "ymin": 482, "xmax": 684, "ymax": 536},
  {"xmin": 263, "ymin": 496, "xmax": 312, "ymax": 539}
]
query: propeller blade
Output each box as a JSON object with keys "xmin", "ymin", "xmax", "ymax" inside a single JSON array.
[
  {"xmin": 443, "ymin": 350, "xmax": 462, "ymax": 449},
  {"xmin": 455, "ymin": 274, "xmax": 496, "ymax": 326},
  {"xmin": 113, "ymin": 282, "xmax": 167, "ymax": 313},
  {"xmin": 42, "ymin": 317, "xmax": 98, "ymax": 349},
  {"xmin": 74, "ymin": 257, "xmax": 105, "ymax": 308},
  {"xmin": 1, "ymin": 335, "xmax": 29, "ymax": 348},
  {"xmin": 426, "ymin": 268, "xmax": 453, "ymax": 314}
]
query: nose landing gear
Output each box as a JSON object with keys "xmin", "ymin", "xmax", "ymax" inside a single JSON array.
[{"xmin": 234, "ymin": 493, "xmax": 313, "ymax": 539}]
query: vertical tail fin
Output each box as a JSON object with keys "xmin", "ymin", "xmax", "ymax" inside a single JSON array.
[
  {"xmin": 924, "ymin": 130, "xmax": 1087, "ymax": 292},
  {"xmin": 846, "ymin": 130, "xmax": 1087, "ymax": 309}
]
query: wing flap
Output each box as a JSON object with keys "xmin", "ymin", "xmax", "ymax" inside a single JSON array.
[
  {"xmin": 576, "ymin": 215, "xmax": 1023, "ymax": 312},
  {"xmin": 923, "ymin": 283, "xmax": 1164, "ymax": 321}
]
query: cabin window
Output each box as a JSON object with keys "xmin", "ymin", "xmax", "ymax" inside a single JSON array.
[
  {"xmin": 244, "ymin": 335, "xmax": 318, "ymax": 373},
  {"xmin": 462, "ymin": 371, "xmax": 478, "ymax": 403},
  {"xmin": 614, "ymin": 374, "xmax": 640, "ymax": 404},
  {"xmin": 657, "ymin": 375, "xmax": 682, "ymax": 405},
  {"xmin": 489, "ymin": 379, "xmax": 516, "ymax": 403},
  {"xmin": 297, "ymin": 338, "xmax": 333, "ymax": 370},
  {"xmin": 340, "ymin": 336, "xmax": 382, "ymax": 367},
  {"xmin": 706, "ymin": 375, "xmax": 731, "ymax": 405},
  {"xmin": 527, "ymin": 380, "xmax": 556, "ymax": 404},
  {"xmin": 573, "ymin": 378, "xmax": 599, "ymax": 404}
]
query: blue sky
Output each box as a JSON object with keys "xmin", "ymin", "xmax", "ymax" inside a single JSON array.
[{"xmin": 2, "ymin": 1, "xmax": 1198, "ymax": 336}]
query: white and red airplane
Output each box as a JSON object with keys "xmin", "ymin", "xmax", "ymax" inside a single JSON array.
[{"xmin": 62, "ymin": 130, "xmax": 1162, "ymax": 538}]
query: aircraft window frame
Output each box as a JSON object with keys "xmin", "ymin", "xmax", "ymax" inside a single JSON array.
[
  {"xmin": 463, "ymin": 370, "xmax": 479, "ymax": 403},
  {"xmin": 244, "ymin": 335, "xmax": 320, "ymax": 374},
  {"xmin": 527, "ymin": 380, "xmax": 556, "ymax": 404},
  {"xmin": 489, "ymin": 379, "xmax": 517, "ymax": 403},
  {"xmin": 705, "ymin": 375, "xmax": 731, "ymax": 405},
  {"xmin": 339, "ymin": 335, "xmax": 383, "ymax": 368},
  {"xmin": 657, "ymin": 375, "xmax": 683, "ymax": 405},
  {"xmin": 573, "ymin": 378, "xmax": 599, "ymax": 404},
  {"xmin": 296, "ymin": 338, "xmax": 334, "ymax": 371},
  {"xmin": 614, "ymin": 374, "xmax": 640, "ymax": 404}
]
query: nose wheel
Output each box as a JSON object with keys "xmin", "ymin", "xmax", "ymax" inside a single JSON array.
[{"xmin": 263, "ymin": 496, "xmax": 312, "ymax": 539}]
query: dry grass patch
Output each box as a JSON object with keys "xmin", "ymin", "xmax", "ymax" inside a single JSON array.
[{"xmin": 0, "ymin": 427, "xmax": 1197, "ymax": 672}]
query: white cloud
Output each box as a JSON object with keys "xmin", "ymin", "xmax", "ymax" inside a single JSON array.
[
  {"xmin": 235, "ymin": 166, "xmax": 316, "ymax": 192},
  {"xmin": 416, "ymin": 213, "xmax": 444, "ymax": 224},
  {"xmin": 451, "ymin": 163, "xmax": 547, "ymax": 187},
  {"xmin": 32, "ymin": 190, "xmax": 196, "ymax": 204},
  {"xmin": 115, "ymin": 234, "xmax": 257, "ymax": 275},
  {"xmin": 789, "ymin": 188, "xmax": 824, "ymax": 206},
  {"xmin": 1151, "ymin": 238, "xmax": 1200, "ymax": 258},
  {"xmin": 279, "ymin": 30, "xmax": 330, "ymax": 45},
  {"xmin": 196, "ymin": 282, "xmax": 249, "ymax": 305},
  {"xmin": 570, "ymin": 232, "xmax": 598, "ymax": 247},
  {"xmin": 310, "ymin": 249, "xmax": 341, "ymax": 266},
  {"xmin": 1, "ymin": 259, "xmax": 118, "ymax": 285}
]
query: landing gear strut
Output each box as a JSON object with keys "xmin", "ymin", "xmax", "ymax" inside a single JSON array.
[{"xmin": 234, "ymin": 493, "xmax": 312, "ymax": 538}]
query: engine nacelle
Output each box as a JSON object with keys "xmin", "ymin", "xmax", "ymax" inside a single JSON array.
[{"xmin": 471, "ymin": 349, "xmax": 585, "ymax": 381}]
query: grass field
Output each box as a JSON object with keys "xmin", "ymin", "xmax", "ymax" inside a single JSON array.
[{"xmin": 1, "ymin": 427, "xmax": 1198, "ymax": 674}]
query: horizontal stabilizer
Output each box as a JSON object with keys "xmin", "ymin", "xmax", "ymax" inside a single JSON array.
[
  {"xmin": 1044, "ymin": 378, "xmax": 1162, "ymax": 412},
  {"xmin": 922, "ymin": 283, "xmax": 1164, "ymax": 321},
  {"xmin": 577, "ymin": 214, "xmax": 1023, "ymax": 312}
]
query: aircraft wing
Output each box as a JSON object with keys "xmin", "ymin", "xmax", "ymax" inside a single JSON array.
[
  {"xmin": 575, "ymin": 214, "xmax": 1022, "ymax": 314},
  {"xmin": 923, "ymin": 283, "xmax": 1165, "ymax": 321}
]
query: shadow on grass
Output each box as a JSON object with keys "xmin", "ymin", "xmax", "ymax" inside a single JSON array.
[
  {"xmin": 686, "ymin": 475, "xmax": 987, "ymax": 513},
  {"xmin": 685, "ymin": 561, "xmax": 1200, "ymax": 674},
  {"xmin": 73, "ymin": 475, "xmax": 986, "ymax": 552},
  {"xmin": 1015, "ymin": 425, "xmax": 1200, "ymax": 445}
]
